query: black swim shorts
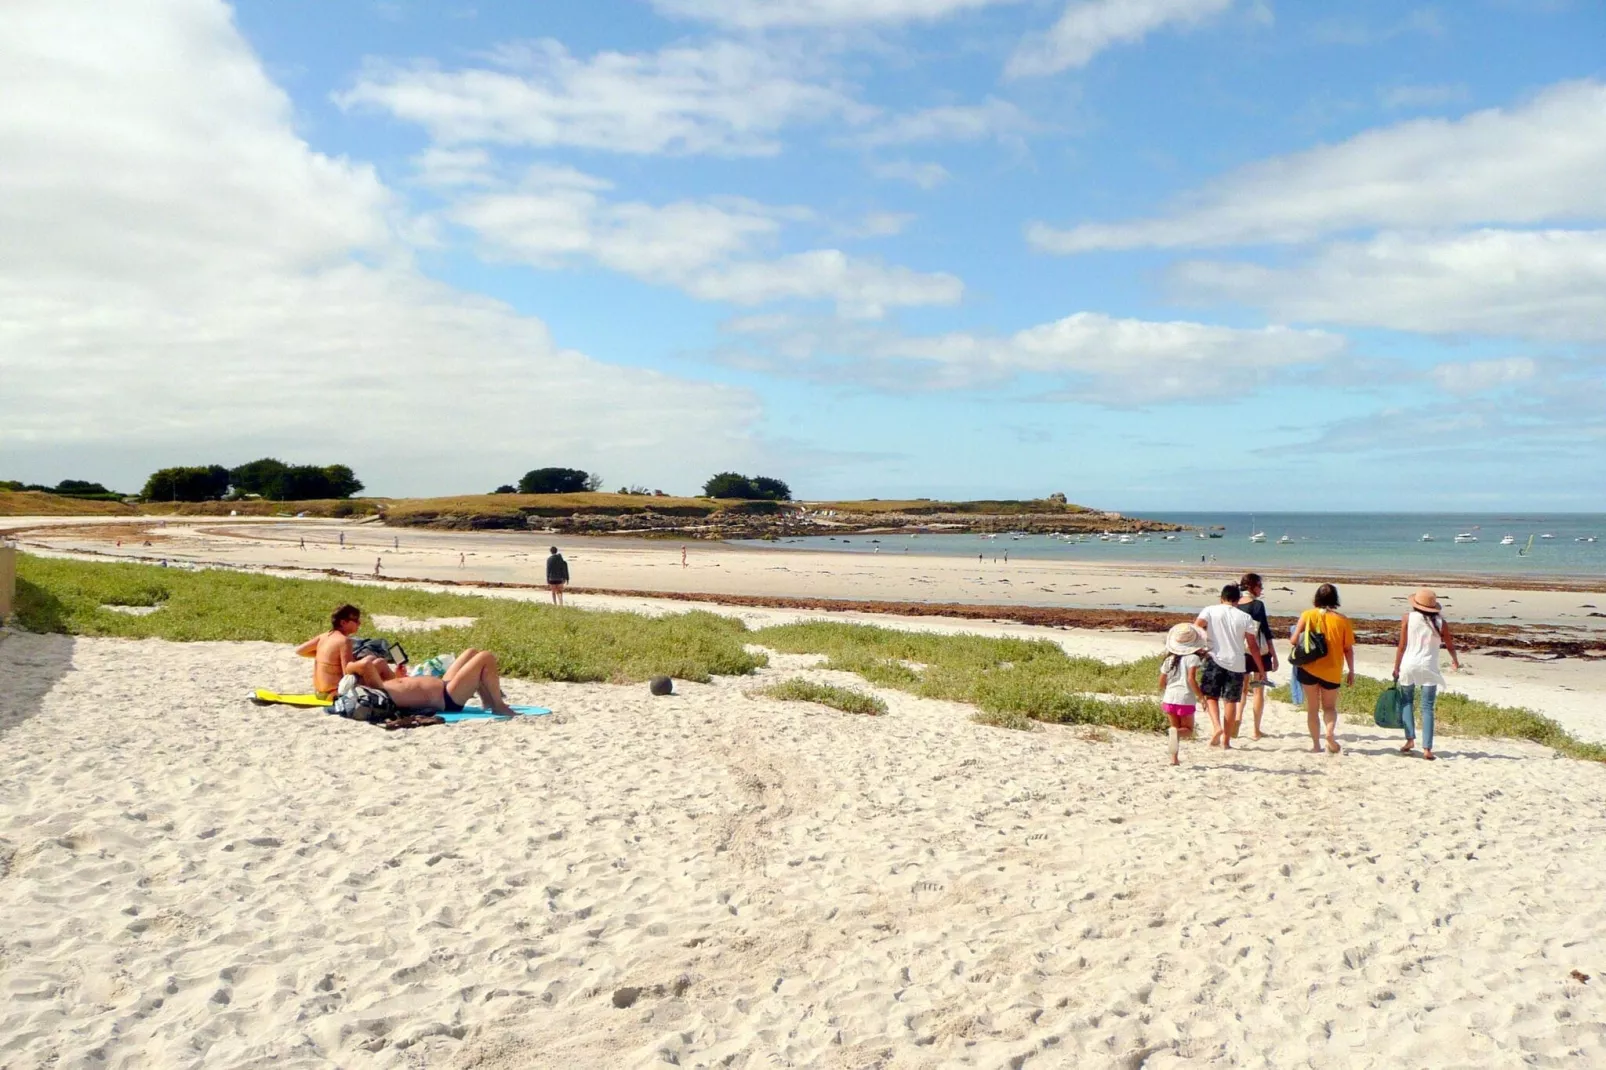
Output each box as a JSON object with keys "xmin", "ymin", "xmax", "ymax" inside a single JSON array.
[
  {"xmin": 1197, "ymin": 660, "xmax": 1245, "ymax": 702},
  {"xmin": 1296, "ymin": 667, "xmax": 1340, "ymax": 691}
]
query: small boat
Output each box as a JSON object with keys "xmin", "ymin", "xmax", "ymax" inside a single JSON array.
[
  {"xmin": 1163, "ymin": 534, "xmax": 1178, "ymax": 541},
  {"xmin": 1420, "ymin": 534, "xmax": 1434, "ymax": 542},
  {"xmin": 1541, "ymin": 533, "xmax": 1555, "ymax": 539},
  {"xmin": 1117, "ymin": 534, "xmax": 1134, "ymax": 544},
  {"xmin": 1499, "ymin": 535, "xmax": 1515, "ymax": 546},
  {"xmin": 1577, "ymin": 536, "xmax": 1597, "ymax": 543},
  {"xmin": 1277, "ymin": 534, "xmax": 1293, "ymax": 545},
  {"xmin": 1196, "ymin": 532, "xmax": 1209, "ymax": 540},
  {"xmin": 1454, "ymin": 533, "xmax": 1477, "ymax": 543},
  {"xmin": 1249, "ymin": 531, "xmax": 1267, "ymax": 543}
]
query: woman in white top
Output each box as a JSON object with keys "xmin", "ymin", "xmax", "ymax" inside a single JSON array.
[{"xmin": 1391, "ymin": 587, "xmax": 1462, "ymax": 761}]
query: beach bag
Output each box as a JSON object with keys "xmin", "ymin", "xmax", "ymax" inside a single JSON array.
[
  {"xmin": 412, "ymin": 653, "xmax": 455, "ymax": 678},
  {"xmin": 351, "ymin": 637, "xmax": 408, "ymax": 666},
  {"xmin": 1373, "ymin": 684, "xmax": 1406, "ymax": 730},
  {"xmin": 331, "ymin": 684, "xmax": 398, "ymax": 723},
  {"xmin": 1289, "ymin": 612, "xmax": 1329, "ymax": 666}
]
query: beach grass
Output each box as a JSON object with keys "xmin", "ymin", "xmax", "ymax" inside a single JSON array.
[
  {"xmin": 16, "ymin": 554, "xmax": 1604, "ymax": 759},
  {"xmin": 756, "ymin": 678, "xmax": 888, "ymax": 716},
  {"xmin": 1271, "ymin": 676, "xmax": 1606, "ymax": 762},
  {"xmin": 750, "ymin": 620, "xmax": 1168, "ymax": 732},
  {"xmin": 13, "ymin": 554, "xmax": 764, "ymax": 684}
]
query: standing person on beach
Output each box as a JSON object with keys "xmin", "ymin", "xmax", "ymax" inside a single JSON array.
[
  {"xmin": 1236, "ymin": 573, "xmax": 1278, "ymax": 740},
  {"xmin": 1292, "ymin": 584, "xmax": 1356, "ymax": 754},
  {"xmin": 681, "ymin": 545, "xmax": 688, "ymax": 568},
  {"xmin": 546, "ymin": 546, "xmax": 569, "ymax": 605},
  {"xmin": 1158, "ymin": 624, "xmax": 1207, "ymax": 765},
  {"xmin": 1194, "ymin": 585, "xmax": 1265, "ymax": 748},
  {"xmin": 1392, "ymin": 587, "xmax": 1462, "ymax": 761}
]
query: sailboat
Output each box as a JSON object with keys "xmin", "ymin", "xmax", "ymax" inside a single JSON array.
[
  {"xmin": 1517, "ymin": 534, "xmax": 1535, "ymax": 557},
  {"xmin": 1277, "ymin": 534, "xmax": 1293, "ymax": 545},
  {"xmin": 1248, "ymin": 515, "xmax": 1267, "ymax": 543}
]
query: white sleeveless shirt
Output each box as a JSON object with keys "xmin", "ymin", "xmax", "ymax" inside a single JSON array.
[{"xmin": 1397, "ymin": 611, "xmax": 1446, "ymax": 687}]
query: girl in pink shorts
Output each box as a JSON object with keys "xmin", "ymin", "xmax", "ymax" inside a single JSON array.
[{"xmin": 1158, "ymin": 623, "xmax": 1208, "ymax": 765}]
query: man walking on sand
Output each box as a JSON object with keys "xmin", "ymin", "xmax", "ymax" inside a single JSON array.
[
  {"xmin": 546, "ymin": 545, "xmax": 569, "ymax": 605},
  {"xmin": 1194, "ymin": 584, "xmax": 1265, "ymax": 748}
]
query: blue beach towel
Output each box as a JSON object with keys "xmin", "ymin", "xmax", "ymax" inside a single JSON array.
[{"xmin": 439, "ymin": 705, "xmax": 552, "ymax": 723}]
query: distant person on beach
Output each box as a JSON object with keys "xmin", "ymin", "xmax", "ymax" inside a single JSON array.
[
  {"xmin": 459, "ymin": 552, "xmax": 465, "ymax": 568},
  {"xmin": 379, "ymin": 648, "xmax": 517, "ymax": 716},
  {"xmin": 546, "ymin": 546, "xmax": 569, "ymax": 605},
  {"xmin": 681, "ymin": 545, "xmax": 688, "ymax": 568},
  {"xmin": 1236, "ymin": 573, "xmax": 1278, "ymax": 740},
  {"xmin": 1194, "ymin": 584, "xmax": 1265, "ymax": 748},
  {"xmin": 1291, "ymin": 583, "xmax": 1356, "ymax": 754},
  {"xmin": 1158, "ymin": 623, "xmax": 1207, "ymax": 765},
  {"xmin": 1392, "ymin": 587, "xmax": 1462, "ymax": 761},
  {"xmin": 339, "ymin": 532, "xmax": 345, "ymax": 547},
  {"xmin": 295, "ymin": 604, "xmax": 394, "ymax": 697},
  {"xmin": 374, "ymin": 557, "xmax": 381, "ymax": 577}
]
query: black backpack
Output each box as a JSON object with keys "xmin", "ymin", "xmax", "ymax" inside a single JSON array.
[{"xmin": 331, "ymin": 684, "xmax": 399, "ymax": 723}]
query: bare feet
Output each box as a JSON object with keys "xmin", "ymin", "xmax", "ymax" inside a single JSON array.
[
  {"xmin": 1170, "ymin": 756, "xmax": 1180, "ymax": 766},
  {"xmin": 1310, "ymin": 744, "xmax": 1323, "ymax": 753},
  {"xmin": 1423, "ymin": 750, "xmax": 1436, "ymax": 761},
  {"xmin": 1251, "ymin": 732, "xmax": 1265, "ymax": 741},
  {"xmin": 1400, "ymin": 740, "xmax": 1415, "ymax": 753},
  {"xmin": 1326, "ymin": 738, "xmax": 1341, "ymax": 754}
]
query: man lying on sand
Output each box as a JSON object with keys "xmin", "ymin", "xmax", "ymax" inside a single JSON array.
[
  {"xmin": 295, "ymin": 604, "xmax": 396, "ymax": 698},
  {"xmin": 373, "ymin": 648, "xmax": 518, "ymax": 716}
]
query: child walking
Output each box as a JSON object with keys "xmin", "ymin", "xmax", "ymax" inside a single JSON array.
[{"xmin": 1159, "ymin": 623, "xmax": 1208, "ymax": 765}]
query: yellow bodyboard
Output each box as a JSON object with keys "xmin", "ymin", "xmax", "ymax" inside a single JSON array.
[{"xmin": 250, "ymin": 689, "xmax": 332, "ymax": 708}]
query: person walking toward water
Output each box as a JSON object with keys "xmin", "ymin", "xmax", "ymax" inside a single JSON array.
[
  {"xmin": 459, "ymin": 552, "xmax": 465, "ymax": 568},
  {"xmin": 681, "ymin": 545, "xmax": 687, "ymax": 568},
  {"xmin": 1158, "ymin": 624, "xmax": 1207, "ymax": 765},
  {"xmin": 546, "ymin": 546, "xmax": 569, "ymax": 605},
  {"xmin": 1194, "ymin": 584, "xmax": 1265, "ymax": 748},
  {"xmin": 374, "ymin": 556, "xmax": 381, "ymax": 578},
  {"xmin": 1236, "ymin": 573, "xmax": 1278, "ymax": 739},
  {"xmin": 1392, "ymin": 587, "xmax": 1462, "ymax": 761},
  {"xmin": 1292, "ymin": 583, "xmax": 1356, "ymax": 754},
  {"xmin": 339, "ymin": 531, "xmax": 345, "ymax": 548}
]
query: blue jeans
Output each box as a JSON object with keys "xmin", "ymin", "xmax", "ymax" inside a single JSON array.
[{"xmin": 1401, "ymin": 684, "xmax": 1437, "ymax": 750}]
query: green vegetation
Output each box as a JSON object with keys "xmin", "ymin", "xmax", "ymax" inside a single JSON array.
[
  {"xmin": 14, "ymin": 555, "xmax": 763, "ymax": 684},
  {"xmin": 1271, "ymin": 677, "xmax": 1606, "ymax": 762},
  {"xmin": 749, "ymin": 620, "xmax": 1167, "ymax": 732},
  {"xmin": 756, "ymin": 678, "xmax": 888, "ymax": 716},
  {"xmin": 228, "ymin": 458, "xmax": 363, "ymax": 500},
  {"xmin": 702, "ymin": 472, "xmax": 792, "ymax": 501},
  {"xmin": 0, "ymin": 478, "xmax": 124, "ymax": 502},
  {"xmin": 518, "ymin": 467, "xmax": 602, "ymax": 494},
  {"xmin": 0, "ymin": 490, "xmax": 134, "ymax": 516},
  {"xmin": 15, "ymin": 555, "xmax": 1602, "ymax": 761}
]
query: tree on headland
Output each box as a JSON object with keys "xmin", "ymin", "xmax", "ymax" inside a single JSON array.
[
  {"xmin": 226, "ymin": 458, "xmax": 363, "ymax": 500},
  {"xmin": 0, "ymin": 479, "xmax": 124, "ymax": 500},
  {"xmin": 493, "ymin": 485, "xmax": 517, "ymax": 494},
  {"xmin": 701, "ymin": 472, "xmax": 792, "ymax": 500},
  {"xmin": 142, "ymin": 465, "xmax": 231, "ymax": 502},
  {"xmin": 517, "ymin": 467, "xmax": 602, "ymax": 494}
]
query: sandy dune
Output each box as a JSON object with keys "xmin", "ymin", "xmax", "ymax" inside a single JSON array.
[{"xmin": 3, "ymin": 628, "xmax": 1604, "ymax": 1068}]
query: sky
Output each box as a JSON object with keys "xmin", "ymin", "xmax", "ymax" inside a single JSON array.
[{"xmin": 2, "ymin": 0, "xmax": 1603, "ymax": 510}]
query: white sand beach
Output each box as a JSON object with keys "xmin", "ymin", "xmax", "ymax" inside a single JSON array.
[{"xmin": 3, "ymin": 622, "xmax": 1606, "ymax": 1068}]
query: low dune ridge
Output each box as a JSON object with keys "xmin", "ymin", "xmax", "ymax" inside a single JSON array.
[{"xmin": 2, "ymin": 630, "xmax": 1604, "ymax": 1067}]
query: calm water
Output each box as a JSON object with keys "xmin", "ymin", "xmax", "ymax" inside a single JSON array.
[{"xmin": 735, "ymin": 513, "xmax": 1606, "ymax": 579}]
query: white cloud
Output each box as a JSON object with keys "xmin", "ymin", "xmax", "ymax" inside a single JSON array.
[
  {"xmin": 1431, "ymin": 357, "xmax": 1538, "ymax": 396},
  {"xmin": 1379, "ymin": 82, "xmax": 1469, "ymax": 110},
  {"xmin": 0, "ymin": 0, "xmax": 760, "ymax": 494},
  {"xmin": 412, "ymin": 145, "xmax": 497, "ymax": 187},
  {"xmin": 449, "ymin": 175, "xmax": 959, "ymax": 318},
  {"xmin": 690, "ymin": 251, "xmax": 962, "ymax": 319},
  {"xmin": 857, "ymin": 98, "xmax": 1037, "ymax": 146},
  {"xmin": 1006, "ymin": 0, "xmax": 1235, "ymax": 79},
  {"xmin": 847, "ymin": 211, "xmax": 917, "ymax": 238},
  {"xmin": 724, "ymin": 311, "xmax": 1343, "ymax": 401},
  {"xmin": 1031, "ymin": 80, "xmax": 1606, "ymax": 252},
  {"xmin": 337, "ymin": 38, "xmax": 864, "ymax": 157},
  {"xmin": 650, "ymin": 0, "xmax": 1019, "ymax": 29},
  {"xmin": 870, "ymin": 159, "xmax": 951, "ymax": 188},
  {"xmin": 1173, "ymin": 229, "xmax": 1606, "ymax": 341}
]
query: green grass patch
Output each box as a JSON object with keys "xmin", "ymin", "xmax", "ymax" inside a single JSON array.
[
  {"xmin": 14, "ymin": 554, "xmax": 763, "ymax": 684},
  {"xmin": 1273, "ymin": 677, "xmax": 1606, "ymax": 762},
  {"xmin": 756, "ymin": 678, "xmax": 888, "ymax": 716},
  {"xmin": 750, "ymin": 620, "xmax": 1166, "ymax": 732}
]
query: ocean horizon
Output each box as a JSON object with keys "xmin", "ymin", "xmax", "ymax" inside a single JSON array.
[{"xmin": 738, "ymin": 511, "xmax": 1606, "ymax": 580}]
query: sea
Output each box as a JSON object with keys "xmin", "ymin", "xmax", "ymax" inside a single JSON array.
[{"xmin": 734, "ymin": 513, "xmax": 1606, "ymax": 580}]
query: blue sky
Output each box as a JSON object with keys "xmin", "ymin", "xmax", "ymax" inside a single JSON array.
[{"xmin": 3, "ymin": 1, "xmax": 1603, "ymax": 509}]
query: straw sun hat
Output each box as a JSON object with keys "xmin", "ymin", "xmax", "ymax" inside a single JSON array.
[
  {"xmin": 1409, "ymin": 587, "xmax": 1442, "ymax": 613},
  {"xmin": 1166, "ymin": 622, "xmax": 1207, "ymax": 656}
]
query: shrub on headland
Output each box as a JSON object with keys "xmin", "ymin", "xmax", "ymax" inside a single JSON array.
[{"xmin": 702, "ymin": 473, "xmax": 792, "ymax": 500}]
